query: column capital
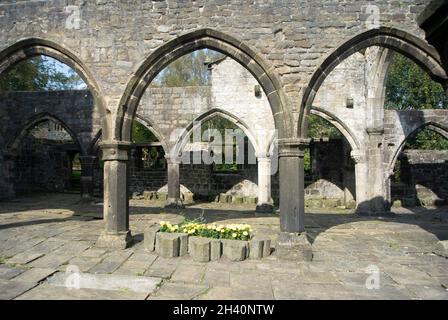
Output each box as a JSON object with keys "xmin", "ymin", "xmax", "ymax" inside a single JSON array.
[
  {"xmin": 277, "ymin": 138, "xmax": 310, "ymax": 158},
  {"xmin": 100, "ymin": 141, "xmax": 131, "ymax": 161},
  {"xmin": 351, "ymin": 150, "xmax": 366, "ymax": 164},
  {"xmin": 165, "ymin": 154, "xmax": 182, "ymax": 165},
  {"xmin": 255, "ymin": 151, "xmax": 272, "ymax": 160}
]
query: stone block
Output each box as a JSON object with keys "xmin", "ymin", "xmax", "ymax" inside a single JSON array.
[
  {"xmin": 178, "ymin": 233, "xmax": 189, "ymax": 257},
  {"xmin": 144, "ymin": 225, "xmax": 160, "ymax": 252},
  {"xmin": 143, "ymin": 191, "xmax": 153, "ymax": 200},
  {"xmin": 306, "ymin": 198, "xmax": 323, "ymax": 208},
  {"xmin": 262, "ymin": 239, "xmax": 272, "ymax": 257},
  {"xmin": 221, "ymin": 239, "xmax": 249, "ymax": 261},
  {"xmin": 232, "ymin": 196, "xmax": 244, "ymax": 204},
  {"xmin": 132, "ymin": 192, "xmax": 144, "ymax": 200},
  {"xmin": 322, "ymin": 198, "xmax": 341, "ymax": 208},
  {"xmin": 189, "ymin": 237, "xmax": 211, "ymax": 262},
  {"xmin": 219, "ymin": 194, "xmax": 230, "ymax": 203},
  {"xmin": 155, "ymin": 233, "xmax": 180, "ymax": 258},
  {"xmin": 249, "ymin": 239, "xmax": 264, "ymax": 259},
  {"xmin": 434, "ymin": 240, "xmax": 448, "ymax": 258},
  {"xmin": 244, "ymin": 197, "xmax": 258, "ymax": 205},
  {"xmin": 158, "ymin": 193, "xmax": 168, "ymax": 201},
  {"xmin": 210, "ymin": 239, "xmax": 222, "ymax": 261},
  {"xmin": 183, "ymin": 192, "xmax": 195, "ymax": 204}
]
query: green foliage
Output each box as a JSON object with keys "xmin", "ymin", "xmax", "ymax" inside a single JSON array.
[
  {"xmin": 385, "ymin": 53, "xmax": 448, "ymax": 110},
  {"xmin": 304, "ymin": 148, "xmax": 311, "ymax": 176},
  {"xmin": 0, "ymin": 56, "xmax": 85, "ymax": 92},
  {"xmin": 131, "ymin": 121, "xmax": 158, "ymax": 143},
  {"xmin": 307, "ymin": 114, "xmax": 342, "ymax": 139},
  {"xmin": 405, "ymin": 129, "xmax": 448, "ymax": 150},
  {"xmin": 153, "ymin": 49, "xmax": 225, "ymax": 87},
  {"xmin": 199, "ymin": 116, "xmax": 241, "ymax": 172},
  {"xmin": 385, "ymin": 53, "xmax": 448, "ymax": 150}
]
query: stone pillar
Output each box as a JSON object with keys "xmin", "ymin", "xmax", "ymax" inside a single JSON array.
[
  {"xmin": 351, "ymin": 150, "xmax": 369, "ymax": 213},
  {"xmin": 96, "ymin": 141, "xmax": 132, "ymax": 249},
  {"xmin": 276, "ymin": 139, "xmax": 312, "ymax": 261},
  {"xmin": 165, "ymin": 155, "xmax": 184, "ymax": 209},
  {"xmin": 255, "ymin": 153, "xmax": 273, "ymax": 214},
  {"xmin": 366, "ymin": 128, "xmax": 388, "ymax": 213},
  {"xmin": 79, "ymin": 155, "xmax": 96, "ymax": 200}
]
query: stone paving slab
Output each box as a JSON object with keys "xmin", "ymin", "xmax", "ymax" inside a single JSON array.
[
  {"xmin": 13, "ymin": 268, "xmax": 57, "ymax": 284},
  {"xmin": 0, "ymin": 279, "xmax": 37, "ymax": 300},
  {"xmin": 1, "ymin": 194, "xmax": 448, "ymax": 300},
  {"xmin": 0, "ymin": 265, "xmax": 27, "ymax": 280},
  {"xmin": 46, "ymin": 272, "xmax": 162, "ymax": 293},
  {"xmin": 149, "ymin": 282, "xmax": 209, "ymax": 300},
  {"xmin": 15, "ymin": 284, "xmax": 149, "ymax": 300}
]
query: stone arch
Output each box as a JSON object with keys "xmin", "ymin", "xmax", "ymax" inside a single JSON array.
[
  {"xmin": 387, "ymin": 121, "xmax": 448, "ymax": 175},
  {"xmin": 117, "ymin": 28, "xmax": 291, "ymax": 142},
  {"xmin": 7, "ymin": 112, "xmax": 82, "ymax": 155},
  {"xmin": 309, "ymin": 107, "xmax": 361, "ymax": 151},
  {"xmin": 133, "ymin": 115, "xmax": 170, "ymax": 153},
  {"xmin": 172, "ymin": 108, "xmax": 260, "ymax": 158},
  {"xmin": 299, "ymin": 27, "xmax": 448, "ymax": 137},
  {"xmin": 0, "ymin": 38, "xmax": 108, "ymax": 138}
]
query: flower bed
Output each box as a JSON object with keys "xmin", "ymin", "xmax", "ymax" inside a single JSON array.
[
  {"xmin": 159, "ymin": 221, "xmax": 253, "ymax": 241},
  {"xmin": 146, "ymin": 220, "xmax": 271, "ymax": 262}
]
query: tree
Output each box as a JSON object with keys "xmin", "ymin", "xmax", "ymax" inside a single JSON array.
[
  {"xmin": 0, "ymin": 56, "xmax": 85, "ymax": 92},
  {"xmin": 131, "ymin": 121, "xmax": 157, "ymax": 143},
  {"xmin": 385, "ymin": 53, "xmax": 448, "ymax": 110},
  {"xmin": 153, "ymin": 49, "xmax": 225, "ymax": 87},
  {"xmin": 386, "ymin": 53, "xmax": 448, "ymax": 150},
  {"xmin": 405, "ymin": 129, "xmax": 448, "ymax": 150}
]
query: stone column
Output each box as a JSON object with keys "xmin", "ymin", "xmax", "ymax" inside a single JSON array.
[
  {"xmin": 96, "ymin": 141, "xmax": 132, "ymax": 249},
  {"xmin": 165, "ymin": 155, "xmax": 184, "ymax": 209},
  {"xmin": 276, "ymin": 139, "xmax": 312, "ymax": 261},
  {"xmin": 366, "ymin": 128, "xmax": 388, "ymax": 213},
  {"xmin": 79, "ymin": 155, "xmax": 96, "ymax": 200},
  {"xmin": 255, "ymin": 153, "xmax": 274, "ymax": 214},
  {"xmin": 351, "ymin": 150, "xmax": 369, "ymax": 213}
]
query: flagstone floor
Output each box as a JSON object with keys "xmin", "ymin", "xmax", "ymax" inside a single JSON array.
[{"xmin": 0, "ymin": 193, "xmax": 447, "ymax": 300}]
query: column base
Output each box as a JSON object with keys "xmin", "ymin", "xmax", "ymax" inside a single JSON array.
[
  {"xmin": 255, "ymin": 203, "xmax": 274, "ymax": 215},
  {"xmin": 164, "ymin": 198, "xmax": 185, "ymax": 209},
  {"xmin": 275, "ymin": 232, "xmax": 313, "ymax": 261},
  {"xmin": 96, "ymin": 230, "xmax": 133, "ymax": 250}
]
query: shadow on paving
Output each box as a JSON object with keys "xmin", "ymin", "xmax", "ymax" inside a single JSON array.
[{"xmin": 1, "ymin": 193, "xmax": 447, "ymax": 246}]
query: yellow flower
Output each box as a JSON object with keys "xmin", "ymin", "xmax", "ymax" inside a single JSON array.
[
  {"xmin": 232, "ymin": 233, "xmax": 237, "ymax": 238},
  {"xmin": 243, "ymin": 231, "xmax": 248, "ymax": 236}
]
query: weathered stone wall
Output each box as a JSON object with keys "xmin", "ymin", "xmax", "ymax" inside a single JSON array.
[
  {"xmin": 13, "ymin": 138, "xmax": 73, "ymax": 195},
  {"xmin": 383, "ymin": 109, "xmax": 448, "ymax": 174},
  {"xmin": 0, "ymin": 0, "xmax": 432, "ymax": 140},
  {"xmin": 137, "ymin": 57, "xmax": 275, "ymax": 154},
  {"xmin": 0, "ymin": 90, "xmax": 100, "ymax": 155},
  {"xmin": 392, "ymin": 150, "xmax": 448, "ymax": 206}
]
